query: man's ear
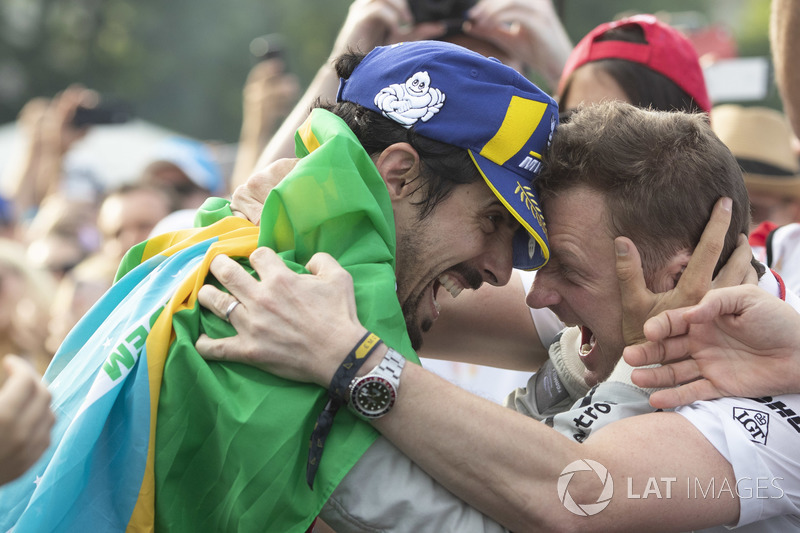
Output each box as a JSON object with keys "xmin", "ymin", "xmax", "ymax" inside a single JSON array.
[
  {"xmin": 375, "ymin": 143, "xmax": 420, "ymax": 201},
  {"xmin": 651, "ymin": 249, "xmax": 692, "ymax": 292}
]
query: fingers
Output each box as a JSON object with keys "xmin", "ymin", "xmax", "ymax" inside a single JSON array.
[
  {"xmin": 629, "ymin": 357, "xmax": 701, "ymax": 390},
  {"xmin": 209, "ymin": 254, "xmax": 257, "ymax": 296},
  {"xmin": 305, "ymin": 253, "xmax": 359, "ymax": 319},
  {"xmin": 623, "ymin": 323, "xmax": 691, "ymax": 364},
  {"xmin": 305, "ymin": 252, "xmax": 352, "ymax": 282},
  {"xmin": 712, "ymin": 234, "xmax": 755, "ymax": 288},
  {"xmin": 249, "ymin": 246, "xmax": 293, "ymax": 280},
  {"xmin": 641, "ymin": 306, "xmax": 693, "ymax": 342},
  {"xmin": 680, "ymin": 286, "xmax": 745, "ymax": 326},
  {"xmin": 615, "ymin": 237, "xmax": 652, "ymax": 345},
  {"xmin": 678, "ymin": 197, "xmax": 732, "ymax": 298},
  {"xmin": 200, "ymin": 254, "xmax": 259, "ymax": 320},
  {"xmin": 647, "ymin": 380, "xmax": 724, "ymax": 410},
  {"xmin": 198, "ymin": 284, "xmax": 235, "ymax": 321},
  {"xmin": 231, "ymin": 158, "xmax": 299, "ymax": 223},
  {"xmin": 195, "ymin": 334, "xmax": 236, "ymax": 363}
]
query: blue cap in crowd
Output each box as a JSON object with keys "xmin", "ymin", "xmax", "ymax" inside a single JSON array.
[
  {"xmin": 336, "ymin": 40, "xmax": 558, "ymax": 270},
  {"xmin": 153, "ymin": 136, "xmax": 225, "ymax": 195}
]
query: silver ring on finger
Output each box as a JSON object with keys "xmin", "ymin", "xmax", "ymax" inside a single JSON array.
[{"xmin": 224, "ymin": 300, "xmax": 241, "ymax": 322}]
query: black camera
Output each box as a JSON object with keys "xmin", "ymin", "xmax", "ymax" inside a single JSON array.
[
  {"xmin": 250, "ymin": 33, "xmax": 286, "ymax": 63},
  {"xmin": 71, "ymin": 102, "xmax": 132, "ymax": 127},
  {"xmin": 408, "ymin": 0, "xmax": 476, "ymax": 24}
]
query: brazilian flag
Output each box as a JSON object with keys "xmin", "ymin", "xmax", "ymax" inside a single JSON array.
[{"xmin": 0, "ymin": 108, "xmax": 417, "ymax": 532}]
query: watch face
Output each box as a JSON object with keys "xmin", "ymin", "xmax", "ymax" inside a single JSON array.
[{"xmin": 352, "ymin": 376, "xmax": 396, "ymax": 417}]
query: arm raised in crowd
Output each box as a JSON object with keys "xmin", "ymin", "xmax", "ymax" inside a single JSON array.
[
  {"xmin": 0, "ymin": 355, "xmax": 55, "ymax": 486},
  {"xmin": 229, "ymin": 58, "xmax": 299, "ymax": 190},
  {"xmin": 771, "ymin": 0, "xmax": 800, "ymax": 137},
  {"xmin": 256, "ymin": 0, "xmax": 445, "ymax": 166},
  {"xmin": 465, "ymin": 0, "xmax": 572, "ymax": 90},
  {"xmin": 1, "ymin": 86, "xmax": 96, "ymax": 219}
]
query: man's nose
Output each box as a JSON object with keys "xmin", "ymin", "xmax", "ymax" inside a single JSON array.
[
  {"xmin": 526, "ymin": 267, "xmax": 561, "ymax": 309},
  {"xmin": 479, "ymin": 238, "xmax": 514, "ymax": 287}
]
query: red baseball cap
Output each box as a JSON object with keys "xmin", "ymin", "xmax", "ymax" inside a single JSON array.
[{"xmin": 559, "ymin": 14, "xmax": 711, "ymax": 113}]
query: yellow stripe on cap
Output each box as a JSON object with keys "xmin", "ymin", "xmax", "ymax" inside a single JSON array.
[{"xmin": 479, "ymin": 97, "xmax": 548, "ymax": 164}]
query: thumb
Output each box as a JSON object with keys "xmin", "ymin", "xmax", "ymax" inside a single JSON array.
[{"xmin": 615, "ymin": 237, "xmax": 650, "ymax": 316}]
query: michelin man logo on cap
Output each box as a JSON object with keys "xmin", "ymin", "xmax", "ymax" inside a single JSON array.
[
  {"xmin": 337, "ymin": 40, "xmax": 559, "ymax": 270},
  {"xmin": 374, "ymin": 71, "xmax": 446, "ymax": 126}
]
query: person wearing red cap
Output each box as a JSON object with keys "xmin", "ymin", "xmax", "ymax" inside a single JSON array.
[{"xmin": 558, "ymin": 14, "xmax": 711, "ymax": 116}]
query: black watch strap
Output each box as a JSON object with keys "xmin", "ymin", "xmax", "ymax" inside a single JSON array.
[{"xmin": 306, "ymin": 332, "xmax": 382, "ymax": 489}]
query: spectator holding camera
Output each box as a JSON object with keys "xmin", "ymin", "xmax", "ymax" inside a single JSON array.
[
  {"xmin": 0, "ymin": 85, "xmax": 100, "ymax": 230},
  {"xmin": 230, "ymin": 47, "xmax": 300, "ymax": 189},
  {"xmin": 257, "ymin": 0, "xmax": 571, "ymax": 167}
]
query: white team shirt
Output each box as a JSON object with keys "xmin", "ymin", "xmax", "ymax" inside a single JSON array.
[
  {"xmin": 675, "ymin": 268, "xmax": 800, "ymax": 531},
  {"xmin": 677, "ymin": 395, "xmax": 800, "ymax": 531}
]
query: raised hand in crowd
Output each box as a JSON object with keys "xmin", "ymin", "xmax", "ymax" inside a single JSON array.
[
  {"xmin": 0, "ymin": 355, "xmax": 54, "ymax": 486},
  {"xmin": 257, "ymin": 0, "xmax": 467, "ymax": 165},
  {"xmin": 230, "ymin": 58, "xmax": 300, "ymax": 189},
  {"xmin": 1, "ymin": 85, "xmax": 98, "ymax": 220},
  {"xmin": 465, "ymin": 0, "xmax": 572, "ymax": 90},
  {"xmin": 624, "ymin": 284, "xmax": 800, "ymax": 408},
  {"xmin": 771, "ymin": 0, "xmax": 800, "ymax": 137}
]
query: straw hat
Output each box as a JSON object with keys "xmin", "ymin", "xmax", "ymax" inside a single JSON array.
[{"xmin": 711, "ymin": 104, "xmax": 800, "ymax": 199}]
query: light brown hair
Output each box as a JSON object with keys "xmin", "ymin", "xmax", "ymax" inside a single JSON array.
[{"xmin": 537, "ymin": 101, "xmax": 755, "ymax": 281}]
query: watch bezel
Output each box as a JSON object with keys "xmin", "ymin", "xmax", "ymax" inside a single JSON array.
[{"xmin": 350, "ymin": 375, "xmax": 397, "ymax": 418}]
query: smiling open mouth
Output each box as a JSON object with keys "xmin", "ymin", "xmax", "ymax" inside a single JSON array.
[
  {"xmin": 431, "ymin": 272, "xmax": 466, "ymax": 316},
  {"xmin": 579, "ymin": 325, "xmax": 595, "ymax": 359}
]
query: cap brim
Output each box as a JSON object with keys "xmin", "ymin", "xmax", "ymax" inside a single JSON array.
[
  {"xmin": 469, "ymin": 150, "xmax": 549, "ymax": 270},
  {"xmin": 745, "ymin": 175, "xmax": 800, "ymax": 200}
]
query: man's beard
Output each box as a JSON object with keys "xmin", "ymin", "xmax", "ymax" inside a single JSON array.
[{"xmin": 402, "ymin": 296, "xmax": 433, "ymax": 351}]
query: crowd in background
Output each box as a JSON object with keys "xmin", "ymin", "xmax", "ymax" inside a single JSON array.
[
  {"xmin": 0, "ymin": 63, "xmax": 298, "ymax": 378},
  {"xmin": 1, "ymin": 0, "xmax": 800, "ymax": 507}
]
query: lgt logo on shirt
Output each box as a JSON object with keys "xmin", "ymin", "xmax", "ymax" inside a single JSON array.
[{"xmin": 733, "ymin": 407, "xmax": 770, "ymax": 445}]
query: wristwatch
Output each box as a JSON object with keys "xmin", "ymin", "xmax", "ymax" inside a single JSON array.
[{"xmin": 348, "ymin": 348, "xmax": 406, "ymax": 420}]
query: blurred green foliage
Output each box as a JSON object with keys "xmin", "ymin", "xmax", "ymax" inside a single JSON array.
[{"xmin": 0, "ymin": 0, "xmax": 775, "ymax": 142}]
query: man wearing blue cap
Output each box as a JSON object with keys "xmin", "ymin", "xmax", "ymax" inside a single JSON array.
[
  {"xmin": 197, "ymin": 102, "xmax": 800, "ymax": 532},
  {"xmin": 0, "ymin": 40, "xmax": 558, "ymax": 532}
]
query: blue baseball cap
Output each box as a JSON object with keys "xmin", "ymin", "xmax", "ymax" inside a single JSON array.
[
  {"xmin": 336, "ymin": 40, "xmax": 558, "ymax": 270},
  {"xmin": 152, "ymin": 136, "xmax": 225, "ymax": 195}
]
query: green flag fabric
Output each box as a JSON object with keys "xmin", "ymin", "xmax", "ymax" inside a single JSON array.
[{"xmin": 121, "ymin": 108, "xmax": 417, "ymax": 531}]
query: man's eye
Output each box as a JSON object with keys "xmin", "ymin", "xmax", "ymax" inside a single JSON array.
[
  {"xmin": 560, "ymin": 266, "xmax": 582, "ymax": 285},
  {"xmin": 485, "ymin": 214, "xmax": 502, "ymax": 230}
]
